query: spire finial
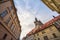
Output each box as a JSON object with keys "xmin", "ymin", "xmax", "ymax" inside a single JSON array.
[
  {"xmin": 52, "ymin": 15, "xmax": 55, "ymax": 18},
  {"xmin": 35, "ymin": 17, "xmax": 38, "ymax": 21}
]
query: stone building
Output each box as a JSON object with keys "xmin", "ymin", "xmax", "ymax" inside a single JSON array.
[
  {"xmin": 0, "ymin": 0, "xmax": 21, "ymax": 40},
  {"xmin": 42, "ymin": 0, "xmax": 60, "ymax": 14},
  {"xmin": 23, "ymin": 15, "xmax": 60, "ymax": 40},
  {"xmin": 34, "ymin": 18, "xmax": 43, "ymax": 28}
]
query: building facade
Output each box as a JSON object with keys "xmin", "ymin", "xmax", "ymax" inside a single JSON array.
[
  {"xmin": 23, "ymin": 15, "xmax": 60, "ymax": 40},
  {"xmin": 41, "ymin": 0, "xmax": 60, "ymax": 14},
  {"xmin": 0, "ymin": 0, "xmax": 21, "ymax": 40},
  {"xmin": 34, "ymin": 25, "xmax": 60, "ymax": 40}
]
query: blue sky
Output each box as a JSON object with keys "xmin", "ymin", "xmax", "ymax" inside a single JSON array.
[{"xmin": 14, "ymin": 0, "xmax": 59, "ymax": 40}]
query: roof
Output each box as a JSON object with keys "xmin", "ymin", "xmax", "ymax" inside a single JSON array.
[{"xmin": 27, "ymin": 15, "xmax": 60, "ymax": 36}]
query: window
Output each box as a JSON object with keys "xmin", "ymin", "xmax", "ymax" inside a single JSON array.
[
  {"xmin": 12, "ymin": 12, "xmax": 14, "ymax": 16},
  {"xmin": 11, "ymin": 38, "xmax": 13, "ymax": 40},
  {"xmin": 49, "ymin": 27, "xmax": 52, "ymax": 31},
  {"xmin": 34, "ymin": 39, "xmax": 36, "ymax": 40},
  {"xmin": 56, "ymin": 22, "xmax": 60, "ymax": 25},
  {"xmin": 34, "ymin": 34, "xmax": 35, "ymax": 37},
  {"xmin": 3, "ymin": 34, "xmax": 7, "ymax": 39},
  {"xmin": 0, "ymin": 10, "xmax": 8, "ymax": 18},
  {"xmin": 11, "ymin": 24, "xmax": 14, "ymax": 30},
  {"xmin": 52, "ymin": 33, "xmax": 57, "ymax": 38},
  {"xmin": 5, "ymin": 17, "xmax": 11, "ymax": 24},
  {"xmin": 37, "ymin": 33, "xmax": 39, "ymax": 36},
  {"xmin": 0, "ymin": 0, "xmax": 3, "ymax": 1},
  {"xmin": 54, "ymin": 22, "xmax": 58, "ymax": 26},
  {"xmin": 58, "ymin": 20, "xmax": 60, "ymax": 24},
  {"xmin": 56, "ymin": 20, "xmax": 60, "ymax": 25},
  {"xmin": 8, "ymin": 6, "xmax": 13, "ymax": 12},
  {"xmin": 0, "ymin": 0, "xmax": 9, "ymax": 3},
  {"xmin": 38, "ymin": 38, "xmax": 40, "ymax": 40},
  {"xmin": 0, "ymin": 0, "xmax": 3, "ymax": 2},
  {"xmin": 31, "ymin": 39, "xmax": 33, "ymax": 40},
  {"xmin": 13, "ymin": 28, "xmax": 15, "ymax": 33},
  {"xmin": 9, "ymin": 6, "xmax": 12, "ymax": 11},
  {"xmin": 54, "ymin": 22, "xmax": 60, "ymax": 31},
  {"xmin": 44, "ymin": 36, "xmax": 49, "ymax": 40},
  {"xmin": 42, "ymin": 31, "xmax": 45, "ymax": 34}
]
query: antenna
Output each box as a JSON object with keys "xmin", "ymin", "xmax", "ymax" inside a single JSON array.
[
  {"xmin": 52, "ymin": 15, "xmax": 55, "ymax": 18},
  {"xmin": 35, "ymin": 17, "xmax": 38, "ymax": 21}
]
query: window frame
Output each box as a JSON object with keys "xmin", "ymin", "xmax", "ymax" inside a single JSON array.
[
  {"xmin": 52, "ymin": 33, "xmax": 57, "ymax": 38},
  {"xmin": 44, "ymin": 36, "xmax": 49, "ymax": 40},
  {"xmin": 0, "ymin": 10, "xmax": 8, "ymax": 18},
  {"xmin": 3, "ymin": 34, "xmax": 7, "ymax": 39}
]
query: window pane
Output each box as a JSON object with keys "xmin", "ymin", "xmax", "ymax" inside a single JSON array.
[
  {"xmin": 12, "ymin": 12, "xmax": 14, "ymax": 16},
  {"xmin": 38, "ymin": 38, "xmax": 40, "ymax": 40},
  {"xmin": 5, "ymin": 17, "xmax": 11, "ymax": 24},
  {"xmin": 54, "ymin": 22, "xmax": 60, "ymax": 28},
  {"xmin": 9, "ymin": 6, "xmax": 12, "ymax": 11},
  {"xmin": 44, "ymin": 36, "xmax": 49, "ymax": 40},
  {"xmin": 42, "ymin": 31, "xmax": 45, "ymax": 34},
  {"xmin": 11, "ymin": 24, "xmax": 14, "ymax": 30},
  {"xmin": 0, "ymin": 10, "xmax": 8, "ymax": 18},
  {"xmin": 34, "ymin": 39, "xmax": 36, "ymax": 40},
  {"xmin": 56, "ymin": 22, "xmax": 60, "ymax": 25},
  {"xmin": 9, "ymin": 6, "xmax": 12, "ymax": 10},
  {"xmin": 37, "ymin": 33, "xmax": 39, "ymax": 36},
  {"xmin": 57, "ymin": 20, "xmax": 60, "ymax": 24},
  {"xmin": 52, "ymin": 33, "xmax": 57, "ymax": 38},
  {"xmin": 3, "ymin": 34, "xmax": 7, "ymax": 39},
  {"xmin": 0, "ymin": 0, "xmax": 3, "ymax": 2},
  {"xmin": 54, "ymin": 22, "xmax": 60, "ymax": 31},
  {"xmin": 0, "ymin": 0, "xmax": 3, "ymax": 1},
  {"xmin": 11, "ymin": 38, "xmax": 13, "ymax": 40}
]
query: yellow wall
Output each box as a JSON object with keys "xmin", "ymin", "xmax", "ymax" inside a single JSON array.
[
  {"xmin": 42, "ymin": 0, "xmax": 60, "ymax": 14},
  {"xmin": 34, "ymin": 25, "xmax": 60, "ymax": 40}
]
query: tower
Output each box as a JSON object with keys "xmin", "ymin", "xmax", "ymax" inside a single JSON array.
[{"xmin": 34, "ymin": 18, "xmax": 43, "ymax": 28}]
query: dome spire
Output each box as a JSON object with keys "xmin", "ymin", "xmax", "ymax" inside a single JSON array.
[
  {"xmin": 52, "ymin": 15, "xmax": 55, "ymax": 18},
  {"xmin": 35, "ymin": 17, "xmax": 38, "ymax": 22},
  {"xmin": 34, "ymin": 17, "xmax": 43, "ymax": 28}
]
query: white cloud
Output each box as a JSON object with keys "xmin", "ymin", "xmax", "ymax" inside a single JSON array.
[{"xmin": 16, "ymin": 6, "xmax": 35, "ymax": 39}]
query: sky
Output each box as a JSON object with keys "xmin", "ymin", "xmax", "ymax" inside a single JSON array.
[{"xmin": 14, "ymin": 0, "xmax": 59, "ymax": 40}]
